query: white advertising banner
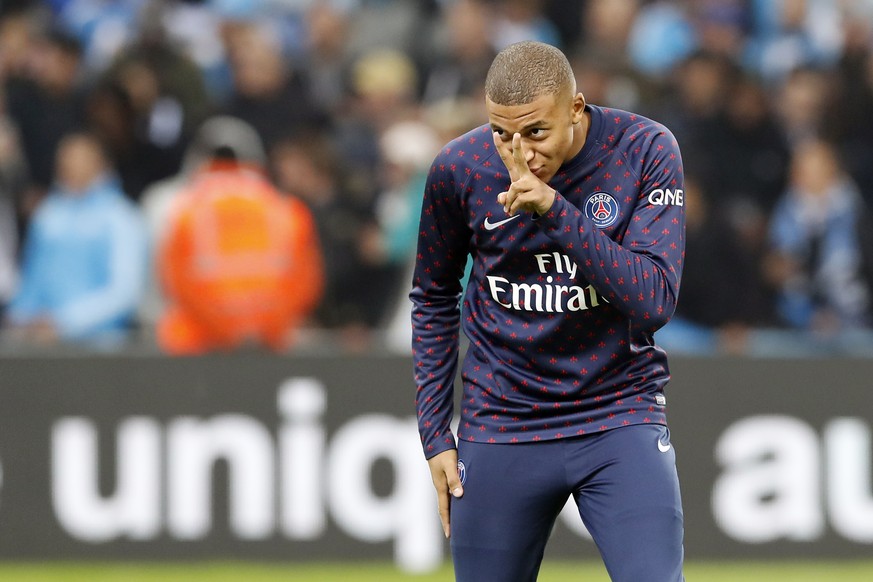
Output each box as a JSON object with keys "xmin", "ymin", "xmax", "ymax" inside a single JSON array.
[{"xmin": 0, "ymin": 354, "xmax": 871, "ymax": 570}]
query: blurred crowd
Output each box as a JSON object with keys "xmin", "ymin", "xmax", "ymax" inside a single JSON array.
[{"xmin": 1, "ymin": 0, "xmax": 873, "ymax": 356}]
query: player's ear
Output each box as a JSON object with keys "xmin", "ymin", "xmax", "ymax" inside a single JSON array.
[{"xmin": 571, "ymin": 92, "xmax": 586, "ymax": 124}]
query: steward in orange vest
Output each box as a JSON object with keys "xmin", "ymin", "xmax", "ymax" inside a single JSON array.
[{"xmin": 157, "ymin": 154, "xmax": 324, "ymax": 354}]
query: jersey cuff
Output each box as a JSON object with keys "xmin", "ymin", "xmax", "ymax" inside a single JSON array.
[{"xmin": 422, "ymin": 431, "xmax": 457, "ymax": 459}]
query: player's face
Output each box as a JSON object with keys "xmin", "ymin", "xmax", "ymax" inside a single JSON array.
[{"xmin": 487, "ymin": 90, "xmax": 586, "ymax": 184}]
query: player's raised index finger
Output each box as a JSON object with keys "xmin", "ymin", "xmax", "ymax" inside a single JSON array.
[
  {"xmin": 511, "ymin": 133, "xmax": 532, "ymax": 176},
  {"xmin": 494, "ymin": 131, "xmax": 519, "ymax": 181}
]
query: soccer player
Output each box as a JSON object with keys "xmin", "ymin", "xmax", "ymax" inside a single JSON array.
[{"xmin": 410, "ymin": 41, "xmax": 686, "ymax": 581}]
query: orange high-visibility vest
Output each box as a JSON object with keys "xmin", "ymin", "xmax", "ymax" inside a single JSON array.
[{"xmin": 157, "ymin": 162, "xmax": 324, "ymax": 354}]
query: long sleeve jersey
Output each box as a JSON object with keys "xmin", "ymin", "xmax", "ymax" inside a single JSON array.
[{"xmin": 411, "ymin": 104, "xmax": 686, "ymax": 458}]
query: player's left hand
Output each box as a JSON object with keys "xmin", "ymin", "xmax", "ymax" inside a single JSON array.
[
  {"xmin": 495, "ymin": 132, "xmax": 556, "ymax": 216},
  {"xmin": 426, "ymin": 449, "xmax": 463, "ymax": 538}
]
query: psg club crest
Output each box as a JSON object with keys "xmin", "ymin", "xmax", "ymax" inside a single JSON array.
[
  {"xmin": 585, "ymin": 192, "xmax": 620, "ymax": 228},
  {"xmin": 457, "ymin": 460, "xmax": 467, "ymax": 486}
]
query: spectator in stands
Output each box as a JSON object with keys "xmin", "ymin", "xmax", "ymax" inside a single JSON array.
[
  {"xmin": 368, "ymin": 120, "xmax": 441, "ymax": 275},
  {"xmin": 572, "ymin": 0, "xmax": 652, "ymax": 113},
  {"xmin": 745, "ymin": 0, "xmax": 844, "ymax": 84},
  {"xmin": 5, "ymin": 27, "xmax": 87, "ymax": 220},
  {"xmin": 0, "ymin": 10, "xmax": 32, "ymax": 82},
  {"xmin": 421, "ymin": 0, "xmax": 496, "ymax": 106},
  {"xmin": 323, "ymin": 47, "xmax": 423, "ymax": 334},
  {"xmin": 3, "ymin": 131, "xmax": 147, "ymax": 345},
  {"xmin": 626, "ymin": 0, "xmax": 697, "ymax": 79},
  {"xmin": 693, "ymin": 0, "xmax": 749, "ymax": 59},
  {"xmin": 773, "ymin": 65, "xmax": 834, "ymax": 147},
  {"xmin": 156, "ymin": 132, "xmax": 324, "ymax": 355},
  {"xmin": 139, "ymin": 115, "xmax": 267, "ymax": 327},
  {"xmin": 627, "ymin": 0, "xmax": 749, "ymax": 80},
  {"xmin": 268, "ymin": 131, "xmax": 377, "ymax": 348},
  {"xmin": 656, "ymin": 50, "xmax": 738, "ymax": 188},
  {"xmin": 658, "ymin": 175, "xmax": 773, "ymax": 354},
  {"xmin": 569, "ymin": 50, "xmax": 647, "ymax": 115},
  {"xmin": 706, "ymin": 74, "xmax": 790, "ymax": 276},
  {"xmin": 145, "ymin": 0, "xmax": 234, "ymax": 102},
  {"xmin": 764, "ymin": 138, "xmax": 873, "ymax": 333},
  {"xmin": 50, "ymin": 0, "xmax": 139, "ymax": 74},
  {"xmin": 221, "ymin": 19, "xmax": 326, "ymax": 151},
  {"xmin": 709, "ymin": 73, "xmax": 790, "ymax": 214},
  {"xmin": 826, "ymin": 19, "xmax": 873, "ymax": 207},
  {"xmin": 85, "ymin": 80, "xmax": 180, "ymax": 202},
  {"xmin": 340, "ymin": 0, "xmax": 432, "ymax": 61},
  {"xmin": 299, "ymin": 2, "xmax": 352, "ymax": 116},
  {"xmin": 101, "ymin": 25, "xmax": 213, "ymax": 182},
  {"xmin": 578, "ymin": 0, "xmax": 640, "ymax": 61},
  {"xmin": 372, "ymin": 119, "xmax": 442, "ymax": 350},
  {"xmin": 335, "ymin": 47, "xmax": 422, "ymax": 222}
]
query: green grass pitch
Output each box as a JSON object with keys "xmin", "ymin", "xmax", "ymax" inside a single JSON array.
[{"xmin": 1, "ymin": 561, "xmax": 873, "ymax": 581}]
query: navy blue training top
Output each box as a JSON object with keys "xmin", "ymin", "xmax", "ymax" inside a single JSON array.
[{"xmin": 411, "ymin": 104, "xmax": 686, "ymax": 458}]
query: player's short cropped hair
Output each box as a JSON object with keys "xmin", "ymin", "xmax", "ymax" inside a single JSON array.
[{"xmin": 485, "ymin": 41, "xmax": 576, "ymax": 106}]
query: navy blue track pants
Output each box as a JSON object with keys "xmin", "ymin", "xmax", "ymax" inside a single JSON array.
[{"xmin": 450, "ymin": 424, "xmax": 685, "ymax": 582}]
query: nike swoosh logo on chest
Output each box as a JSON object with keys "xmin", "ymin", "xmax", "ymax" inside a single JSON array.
[{"xmin": 483, "ymin": 214, "xmax": 521, "ymax": 231}]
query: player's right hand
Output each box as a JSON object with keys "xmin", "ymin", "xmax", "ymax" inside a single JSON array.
[
  {"xmin": 427, "ymin": 448, "xmax": 464, "ymax": 538},
  {"xmin": 494, "ymin": 132, "xmax": 556, "ymax": 216}
]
